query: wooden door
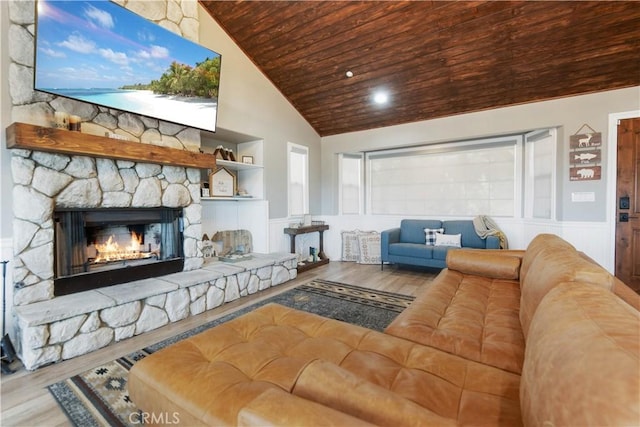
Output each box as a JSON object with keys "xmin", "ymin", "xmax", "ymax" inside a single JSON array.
[{"xmin": 615, "ymin": 117, "xmax": 640, "ymax": 293}]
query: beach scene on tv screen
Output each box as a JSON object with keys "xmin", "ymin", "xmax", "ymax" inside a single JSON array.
[{"xmin": 35, "ymin": 0, "xmax": 221, "ymax": 132}]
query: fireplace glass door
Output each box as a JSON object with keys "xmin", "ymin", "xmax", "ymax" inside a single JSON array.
[{"xmin": 54, "ymin": 208, "xmax": 184, "ymax": 295}]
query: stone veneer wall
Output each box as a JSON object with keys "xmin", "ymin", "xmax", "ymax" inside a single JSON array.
[{"xmin": 11, "ymin": 151, "xmax": 204, "ymax": 306}]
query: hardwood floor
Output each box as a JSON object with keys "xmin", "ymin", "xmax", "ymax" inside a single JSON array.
[{"xmin": 0, "ymin": 261, "xmax": 437, "ymax": 427}]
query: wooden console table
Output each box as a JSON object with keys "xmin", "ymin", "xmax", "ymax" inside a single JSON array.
[{"xmin": 283, "ymin": 224, "xmax": 329, "ymax": 272}]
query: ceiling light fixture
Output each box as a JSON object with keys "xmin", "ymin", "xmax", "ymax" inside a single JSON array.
[
  {"xmin": 345, "ymin": 70, "xmax": 354, "ymax": 78},
  {"xmin": 373, "ymin": 90, "xmax": 389, "ymax": 105}
]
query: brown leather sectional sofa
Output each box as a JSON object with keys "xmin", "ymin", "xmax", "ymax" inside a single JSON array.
[{"xmin": 129, "ymin": 234, "xmax": 640, "ymax": 426}]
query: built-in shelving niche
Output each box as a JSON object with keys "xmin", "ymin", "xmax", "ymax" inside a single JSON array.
[
  {"xmin": 200, "ymin": 129, "xmax": 268, "ymax": 253},
  {"xmin": 200, "ymin": 128, "xmax": 264, "ymax": 201}
]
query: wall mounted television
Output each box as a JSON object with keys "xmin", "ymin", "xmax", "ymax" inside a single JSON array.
[{"xmin": 34, "ymin": 0, "xmax": 221, "ymax": 133}]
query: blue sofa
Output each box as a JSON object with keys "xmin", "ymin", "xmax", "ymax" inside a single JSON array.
[{"xmin": 381, "ymin": 219, "xmax": 500, "ymax": 269}]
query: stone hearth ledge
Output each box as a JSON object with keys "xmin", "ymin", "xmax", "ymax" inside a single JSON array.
[{"xmin": 14, "ymin": 253, "xmax": 297, "ymax": 370}]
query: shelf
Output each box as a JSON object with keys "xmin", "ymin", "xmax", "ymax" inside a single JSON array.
[
  {"xmin": 296, "ymin": 258, "xmax": 330, "ymax": 273},
  {"xmin": 202, "ymin": 197, "xmax": 263, "ymax": 201},
  {"xmin": 284, "ymin": 224, "xmax": 329, "ymax": 235},
  {"xmin": 6, "ymin": 122, "xmax": 217, "ymax": 169},
  {"xmin": 214, "ymin": 159, "xmax": 263, "ymax": 171}
]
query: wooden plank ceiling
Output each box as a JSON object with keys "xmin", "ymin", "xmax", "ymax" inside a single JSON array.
[{"xmin": 200, "ymin": 1, "xmax": 640, "ymax": 137}]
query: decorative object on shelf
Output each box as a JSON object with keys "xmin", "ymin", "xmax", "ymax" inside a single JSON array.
[
  {"xmin": 242, "ymin": 155, "xmax": 254, "ymax": 164},
  {"xmin": 569, "ymin": 123, "xmax": 602, "ymax": 181},
  {"xmin": 51, "ymin": 112, "xmax": 81, "ymax": 131},
  {"xmin": 212, "ymin": 230, "xmax": 253, "ymax": 257},
  {"xmin": 312, "ymin": 220, "xmax": 325, "ymax": 225},
  {"xmin": 303, "ymin": 214, "xmax": 312, "ymax": 226},
  {"xmin": 236, "ymin": 187, "xmax": 252, "ymax": 198},
  {"xmin": 53, "ymin": 111, "xmax": 69, "ymax": 129},
  {"xmin": 68, "ymin": 115, "xmax": 82, "ymax": 132},
  {"xmin": 104, "ymin": 131, "xmax": 129, "ymax": 141},
  {"xmin": 201, "ymin": 183, "xmax": 210, "ymax": 197},
  {"xmin": 201, "ymin": 233, "xmax": 215, "ymax": 258},
  {"xmin": 226, "ymin": 148, "xmax": 236, "ymax": 162},
  {"xmin": 213, "ymin": 145, "xmax": 228, "ymax": 160},
  {"xmin": 209, "ymin": 166, "xmax": 236, "ymax": 197}
]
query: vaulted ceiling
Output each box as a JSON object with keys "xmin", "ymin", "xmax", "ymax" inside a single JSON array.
[{"xmin": 200, "ymin": 1, "xmax": 640, "ymax": 137}]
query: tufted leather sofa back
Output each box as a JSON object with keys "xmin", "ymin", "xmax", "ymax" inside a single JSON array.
[
  {"xmin": 520, "ymin": 281, "xmax": 640, "ymax": 426},
  {"xmin": 519, "ymin": 234, "xmax": 574, "ymax": 285},
  {"xmin": 519, "ymin": 234, "xmax": 615, "ymax": 338}
]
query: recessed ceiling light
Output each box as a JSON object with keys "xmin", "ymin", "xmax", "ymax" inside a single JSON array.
[
  {"xmin": 345, "ymin": 70, "xmax": 354, "ymax": 78},
  {"xmin": 373, "ymin": 91, "xmax": 389, "ymax": 105}
]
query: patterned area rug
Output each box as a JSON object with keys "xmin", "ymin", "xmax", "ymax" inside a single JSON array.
[{"xmin": 48, "ymin": 280, "xmax": 414, "ymax": 427}]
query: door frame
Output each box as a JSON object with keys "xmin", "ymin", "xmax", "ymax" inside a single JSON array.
[{"xmin": 607, "ymin": 110, "xmax": 640, "ymax": 273}]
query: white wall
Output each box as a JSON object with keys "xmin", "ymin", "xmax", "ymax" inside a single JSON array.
[{"xmin": 198, "ymin": 8, "xmax": 322, "ymax": 220}]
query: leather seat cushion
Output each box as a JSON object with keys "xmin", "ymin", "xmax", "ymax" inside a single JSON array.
[
  {"xmin": 385, "ymin": 268, "xmax": 524, "ymax": 374},
  {"xmin": 130, "ymin": 303, "xmax": 521, "ymax": 426}
]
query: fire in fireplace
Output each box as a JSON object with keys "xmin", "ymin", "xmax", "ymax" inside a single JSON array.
[
  {"xmin": 93, "ymin": 232, "xmax": 153, "ymax": 264},
  {"xmin": 54, "ymin": 208, "xmax": 184, "ymax": 296}
]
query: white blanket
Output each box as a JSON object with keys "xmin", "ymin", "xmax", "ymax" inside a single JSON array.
[{"xmin": 473, "ymin": 215, "xmax": 508, "ymax": 249}]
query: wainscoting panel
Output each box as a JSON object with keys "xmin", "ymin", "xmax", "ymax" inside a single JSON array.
[{"xmin": 560, "ymin": 222, "xmax": 612, "ymax": 272}]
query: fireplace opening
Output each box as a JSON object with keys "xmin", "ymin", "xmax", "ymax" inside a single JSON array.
[{"xmin": 54, "ymin": 208, "xmax": 184, "ymax": 296}]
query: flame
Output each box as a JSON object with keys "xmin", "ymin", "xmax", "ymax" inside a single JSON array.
[{"xmin": 94, "ymin": 232, "xmax": 148, "ymax": 263}]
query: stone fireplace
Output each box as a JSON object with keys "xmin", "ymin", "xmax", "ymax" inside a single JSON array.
[
  {"xmin": 53, "ymin": 207, "xmax": 185, "ymax": 296},
  {"xmin": 10, "ymin": 144, "xmax": 297, "ymax": 370},
  {"xmin": 11, "ymin": 151, "xmax": 203, "ymax": 307}
]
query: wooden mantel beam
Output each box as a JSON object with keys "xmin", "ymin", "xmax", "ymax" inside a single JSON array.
[{"xmin": 6, "ymin": 122, "xmax": 217, "ymax": 170}]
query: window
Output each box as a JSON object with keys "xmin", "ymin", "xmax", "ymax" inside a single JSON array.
[
  {"xmin": 366, "ymin": 136, "xmax": 522, "ymax": 217},
  {"xmin": 339, "ymin": 153, "xmax": 363, "ymax": 214},
  {"xmin": 287, "ymin": 142, "xmax": 309, "ymax": 217},
  {"xmin": 337, "ymin": 130, "xmax": 556, "ymax": 218},
  {"xmin": 524, "ymin": 129, "xmax": 557, "ymax": 219}
]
